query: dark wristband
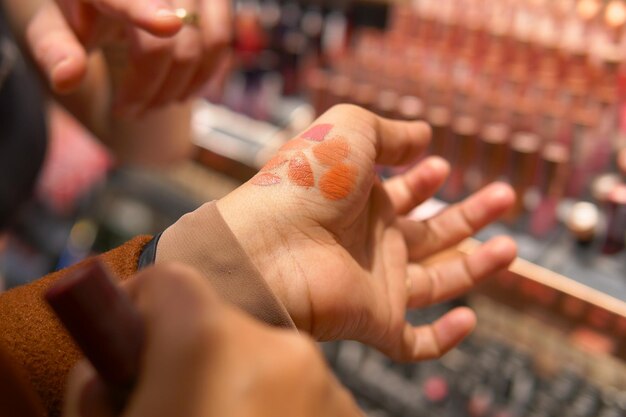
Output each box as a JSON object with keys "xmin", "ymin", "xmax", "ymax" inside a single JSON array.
[{"xmin": 137, "ymin": 232, "xmax": 162, "ymax": 270}]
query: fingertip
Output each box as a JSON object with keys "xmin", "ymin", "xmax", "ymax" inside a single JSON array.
[
  {"xmin": 485, "ymin": 235, "xmax": 518, "ymax": 264},
  {"xmin": 484, "ymin": 181, "xmax": 516, "ymax": 209},
  {"xmin": 433, "ymin": 307, "xmax": 477, "ymax": 351},
  {"xmin": 50, "ymin": 55, "xmax": 87, "ymax": 94},
  {"xmin": 423, "ymin": 156, "xmax": 450, "ymax": 177}
]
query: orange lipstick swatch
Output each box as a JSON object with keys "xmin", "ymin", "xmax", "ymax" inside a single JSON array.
[
  {"xmin": 319, "ymin": 163, "xmax": 357, "ymax": 200},
  {"xmin": 313, "ymin": 136, "xmax": 350, "ymax": 166}
]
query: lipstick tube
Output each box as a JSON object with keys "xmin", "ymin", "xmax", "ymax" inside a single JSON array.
[
  {"xmin": 443, "ymin": 115, "xmax": 480, "ymax": 199},
  {"xmin": 529, "ymin": 143, "xmax": 570, "ymax": 237},
  {"xmin": 45, "ymin": 260, "xmax": 144, "ymax": 411},
  {"xmin": 479, "ymin": 123, "xmax": 510, "ymax": 187},
  {"xmin": 426, "ymin": 106, "xmax": 452, "ymax": 158},
  {"xmin": 566, "ymin": 201, "xmax": 600, "ymax": 244},
  {"xmin": 506, "ymin": 132, "xmax": 542, "ymax": 220},
  {"xmin": 396, "ymin": 96, "xmax": 425, "ymax": 121},
  {"xmin": 602, "ymin": 183, "xmax": 626, "ymax": 254}
]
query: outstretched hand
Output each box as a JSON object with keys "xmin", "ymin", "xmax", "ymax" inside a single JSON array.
[{"xmin": 217, "ymin": 105, "xmax": 517, "ymax": 362}]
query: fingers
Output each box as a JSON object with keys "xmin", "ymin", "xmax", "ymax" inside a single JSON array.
[
  {"xmin": 180, "ymin": 0, "xmax": 232, "ymax": 97},
  {"xmin": 391, "ymin": 307, "xmax": 476, "ymax": 362},
  {"xmin": 399, "ymin": 182, "xmax": 515, "ymax": 260},
  {"xmin": 383, "ymin": 156, "xmax": 450, "ymax": 215},
  {"xmin": 63, "ymin": 361, "xmax": 114, "ymax": 417},
  {"xmin": 26, "ymin": 3, "xmax": 88, "ymax": 93},
  {"xmin": 147, "ymin": 25, "xmax": 203, "ymax": 107},
  {"xmin": 619, "ymin": 148, "xmax": 626, "ymax": 174},
  {"xmin": 407, "ymin": 236, "xmax": 517, "ymax": 308},
  {"xmin": 374, "ymin": 114, "xmax": 432, "ymax": 166},
  {"xmin": 82, "ymin": 0, "xmax": 182, "ymax": 36},
  {"xmin": 113, "ymin": 29, "xmax": 174, "ymax": 115}
]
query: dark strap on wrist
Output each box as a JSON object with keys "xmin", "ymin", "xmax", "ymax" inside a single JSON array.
[{"xmin": 137, "ymin": 232, "xmax": 162, "ymax": 270}]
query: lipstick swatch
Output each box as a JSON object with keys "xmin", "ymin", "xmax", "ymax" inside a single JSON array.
[
  {"xmin": 301, "ymin": 123, "xmax": 333, "ymax": 142},
  {"xmin": 319, "ymin": 163, "xmax": 358, "ymax": 200},
  {"xmin": 288, "ymin": 152, "xmax": 315, "ymax": 187},
  {"xmin": 279, "ymin": 138, "xmax": 310, "ymax": 152},
  {"xmin": 251, "ymin": 172, "xmax": 282, "ymax": 186},
  {"xmin": 262, "ymin": 155, "xmax": 288, "ymax": 171},
  {"xmin": 313, "ymin": 136, "xmax": 350, "ymax": 166}
]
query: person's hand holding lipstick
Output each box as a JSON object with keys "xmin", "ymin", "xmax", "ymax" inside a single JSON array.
[
  {"xmin": 25, "ymin": 0, "xmax": 232, "ymax": 116},
  {"xmin": 159, "ymin": 104, "xmax": 518, "ymax": 363},
  {"xmin": 61, "ymin": 263, "xmax": 363, "ymax": 417}
]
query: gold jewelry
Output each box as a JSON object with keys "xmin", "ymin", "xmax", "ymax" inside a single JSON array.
[{"xmin": 174, "ymin": 8, "xmax": 200, "ymax": 26}]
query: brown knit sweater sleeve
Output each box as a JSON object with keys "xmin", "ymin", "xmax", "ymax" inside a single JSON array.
[{"xmin": 0, "ymin": 236, "xmax": 152, "ymax": 417}]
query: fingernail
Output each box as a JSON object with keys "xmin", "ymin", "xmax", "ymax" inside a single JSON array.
[{"xmin": 155, "ymin": 7, "xmax": 177, "ymax": 19}]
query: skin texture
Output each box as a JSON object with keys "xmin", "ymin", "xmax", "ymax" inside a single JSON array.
[
  {"xmin": 62, "ymin": 264, "xmax": 363, "ymax": 417},
  {"xmin": 158, "ymin": 104, "xmax": 518, "ymax": 362}
]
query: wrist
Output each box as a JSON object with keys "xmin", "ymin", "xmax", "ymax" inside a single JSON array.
[
  {"xmin": 216, "ymin": 188, "xmax": 313, "ymax": 331},
  {"xmin": 156, "ymin": 199, "xmax": 295, "ymax": 328}
]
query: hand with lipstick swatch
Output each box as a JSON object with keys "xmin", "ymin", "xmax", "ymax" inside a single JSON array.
[
  {"xmin": 211, "ymin": 104, "xmax": 518, "ymax": 362},
  {"xmin": 62, "ymin": 264, "xmax": 362, "ymax": 417}
]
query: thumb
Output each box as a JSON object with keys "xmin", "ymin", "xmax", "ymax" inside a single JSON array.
[
  {"xmin": 26, "ymin": 3, "xmax": 88, "ymax": 94},
  {"xmin": 63, "ymin": 361, "xmax": 115, "ymax": 417}
]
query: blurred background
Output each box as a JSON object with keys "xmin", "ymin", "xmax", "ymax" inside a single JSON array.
[{"xmin": 2, "ymin": 0, "xmax": 626, "ymax": 416}]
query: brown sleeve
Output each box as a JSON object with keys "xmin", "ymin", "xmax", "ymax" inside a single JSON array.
[
  {"xmin": 156, "ymin": 201, "xmax": 295, "ymax": 329},
  {"xmin": 0, "ymin": 236, "xmax": 152, "ymax": 417}
]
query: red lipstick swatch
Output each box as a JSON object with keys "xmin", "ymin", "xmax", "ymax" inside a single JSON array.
[
  {"xmin": 288, "ymin": 152, "xmax": 314, "ymax": 187},
  {"xmin": 301, "ymin": 123, "xmax": 333, "ymax": 142},
  {"xmin": 319, "ymin": 163, "xmax": 357, "ymax": 200},
  {"xmin": 251, "ymin": 173, "xmax": 282, "ymax": 186}
]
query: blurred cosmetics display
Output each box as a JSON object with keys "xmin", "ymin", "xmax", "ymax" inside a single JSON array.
[
  {"xmin": 324, "ymin": 250, "xmax": 626, "ymax": 417},
  {"xmin": 298, "ymin": 0, "xmax": 626, "ymax": 279}
]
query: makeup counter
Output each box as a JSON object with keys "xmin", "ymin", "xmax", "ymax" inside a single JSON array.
[
  {"xmin": 191, "ymin": 1, "xmax": 626, "ymax": 416},
  {"xmin": 1, "ymin": 0, "xmax": 626, "ymax": 416}
]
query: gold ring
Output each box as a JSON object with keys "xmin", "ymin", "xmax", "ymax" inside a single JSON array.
[{"xmin": 174, "ymin": 8, "xmax": 200, "ymax": 26}]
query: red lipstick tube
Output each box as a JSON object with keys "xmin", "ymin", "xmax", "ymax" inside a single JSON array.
[{"xmin": 45, "ymin": 260, "xmax": 144, "ymax": 411}]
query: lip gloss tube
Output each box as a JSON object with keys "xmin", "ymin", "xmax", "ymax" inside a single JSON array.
[
  {"xmin": 506, "ymin": 132, "xmax": 542, "ymax": 220},
  {"xmin": 326, "ymin": 73, "xmax": 352, "ymax": 109},
  {"xmin": 375, "ymin": 90, "xmax": 400, "ymax": 119},
  {"xmin": 444, "ymin": 115, "xmax": 480, "ymax": 198},
  {"xmin": 529, "ymin": 143, "xmax": 570, "ymax": 237},
  {"xmin": 45, "ymin": 260, "xmax": 144, "ymax": 411},
  {"xmin": 396, "ymin": 96, "xmax": 425, "ymax": 121},
  {"xmin": 306, "ymin": 68, "xmax": 330, "ymax": 116},
  {"xmin": 479, "ymin": 123, "xmax": 510, "ymax": 187},
  {"xmin": 602, "ymin": 184, "xmax": 626, "ymax": 254},
  {"xmin": 566, "ymin": 201, "xmax": 599, "ymax": 244},
  {"xmin": 426, "ymin": 106, "xmax": 452, "ymax": 158}
]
